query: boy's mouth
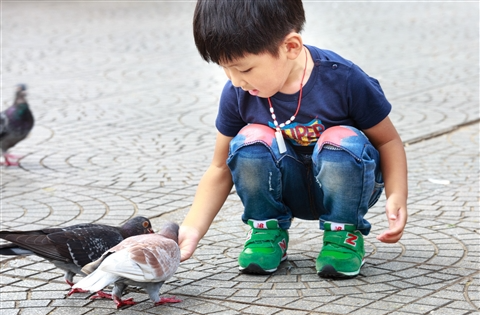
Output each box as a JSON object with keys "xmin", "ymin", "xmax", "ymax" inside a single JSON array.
[{"xmin": 248, "ymin": 89, "xmax": 259, "ymax": 96}]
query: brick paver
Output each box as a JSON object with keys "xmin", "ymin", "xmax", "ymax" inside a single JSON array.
[{"xmin": 1, "ymin": 1, "xmax": 478, "ymax": 314}]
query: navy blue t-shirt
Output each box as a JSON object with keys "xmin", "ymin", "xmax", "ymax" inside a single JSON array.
[{"xmin": 215, "ymin": 45, "xmax": 392, "ymax": 154}]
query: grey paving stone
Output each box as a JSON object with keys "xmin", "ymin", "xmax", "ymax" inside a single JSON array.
[
  {"xmin": 271, "ymin": 310, "xmax": 308, "ymax": 315},
  {"xmin": 19, "ymin": 308, "xmax": 56, "ymax": 315},
  {"xmin": 314, "ymin": 303, "xmax": 360, "ymax": 314},
  {"xmin": 351, "ymin": 308, "xmax": 390, "ymax": 315},
  {"xmin": 0, "ymin": 1, "xmax": 478, "ymax": 314},
  {"xmin": 238, "ymin": 305, "xmax": 280, "ymax": 315},
  {"xmin": 0, "ymin": 291, "xmax": 28, "ymax": 301},
  {"xmin": 30, "ymin": 290, "xmax": 69, "ymax": 300},
  {"xmin": 18, "ymin": 299, "xmax": 51, "ymax": 308},
  {"xmin": 0, "ymin": 301, "xmax": 16, "ymax": 309},
  {"xmin": 46, "ymin": 308, "xmax": 93, "ymax": 315}
]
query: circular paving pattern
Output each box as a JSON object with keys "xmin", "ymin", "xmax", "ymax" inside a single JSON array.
[{"xmin": 1, "ymin": 1, "xmax": 478, "ymax": 315}]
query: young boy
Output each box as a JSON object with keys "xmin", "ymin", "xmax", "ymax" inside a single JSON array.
[{"xmin": 179, "ymin": 0, "xmax": 407, "ymax": 279}]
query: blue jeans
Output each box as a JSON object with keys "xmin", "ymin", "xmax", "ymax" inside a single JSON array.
[{"xmin": 226, "ymin": 124, "xmax": 384, "ymax": 236}]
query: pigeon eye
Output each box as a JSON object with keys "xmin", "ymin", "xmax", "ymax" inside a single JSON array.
[{"xmin": 143, "ymin": 221, "xmax": 149, "ymax": 228}]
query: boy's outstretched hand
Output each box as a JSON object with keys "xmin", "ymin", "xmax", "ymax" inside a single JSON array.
[
  {"xmin": 178, "ymin": 225, "xmax": 201, "ymax": 262},
  {"xmin": 376, "ymin": 194, "xmax": 408, "ymax": 243}
]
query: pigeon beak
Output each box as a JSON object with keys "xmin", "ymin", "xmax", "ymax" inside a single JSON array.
[{"xmin": 148, "ymin": 228, "xmax": 154, "ymax": 234}]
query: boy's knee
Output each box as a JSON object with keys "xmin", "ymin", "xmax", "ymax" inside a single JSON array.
[
  {"xmin": 317, "ymin": 126, "xmax": 359, "ymax": 149},
  {"xmin": 314, "ymin": 126, "xmax": 377, "ymax": 164},
  {"xmin": 236, "ymin": 124, "xmax": 276, "ymax": 147},
  {"xmin": 229, "ymin": 124, "xmax": 287, "ymax": 162},
  {"xmin": 229, "ymin": 124, "xmax": 276, "ymax": 159}
]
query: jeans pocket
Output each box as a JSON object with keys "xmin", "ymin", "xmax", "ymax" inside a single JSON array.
[{"xmin": 368, "ymin": 181, "xmax": 385, "ymax": 208}]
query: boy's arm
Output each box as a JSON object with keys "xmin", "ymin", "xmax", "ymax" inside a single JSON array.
[
  {"xmin": 363, "ymin": 116, "xmax": 408, "ymax": 243},
  {"xmin": 179, "ymin": 132, "xmax": 234, "ymax": 261}
]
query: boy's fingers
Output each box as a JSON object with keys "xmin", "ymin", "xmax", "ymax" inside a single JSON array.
[
  {"xmin": 377, "ymin": 203, "xmax": 407, "ymax": 243},
  {"xmin": 180, "ymin": 252, "xmax": 190, "ymax": 262},
  {"xmin": 377, "ymin": 217, "xmax": 403, "ymax": 242},
  {"xmin": 377, "ymin": 231, "xmax": 398, "ymax": 243},
  {"xmin": 377, "ymin": 223, "xmax": 404, "ymax": 243},
  {"xmin": 179, "ymin": 245, "xmax": 194, "ymax": 262}
]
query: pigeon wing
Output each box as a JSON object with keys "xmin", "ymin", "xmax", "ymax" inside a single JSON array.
[
  {"xmin": 0, "ymin": 216, "xmax": 152, "ymax": 267},
  {"xmin": 94, "ymin": 234, "xmax": 180, "ymax": 283},
  {"xmin": 41, "ymin": 223, "xmax": 100, "ymax": 234},
  {"xmin": 47, "ymin": 227, "xmax": 124, "ymax": 267}
]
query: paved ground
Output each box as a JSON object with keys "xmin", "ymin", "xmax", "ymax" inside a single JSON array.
[{"xmin": 0, "ymin": 1, "xmax": 478, "ymax": 314}]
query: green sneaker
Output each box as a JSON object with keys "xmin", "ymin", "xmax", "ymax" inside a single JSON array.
[
  {"xmin": 316, "ymin": 222, "xmax": 365, "ymax": 279},
  {"xmin": 238, "ymin": 219, "xmax": 288, "ymax": 274}
]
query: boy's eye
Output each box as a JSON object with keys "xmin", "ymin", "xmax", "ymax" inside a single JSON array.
[{"xmin": 240, "ymin": 68, "xmax": 252, "ymax": 73}]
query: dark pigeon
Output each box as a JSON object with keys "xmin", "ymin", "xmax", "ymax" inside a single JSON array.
[
  {"xmin": 73, "ymin": 222, "xmax": 181, "ymax": 309},
  {"xmin": 0, "ymin": 84, "xmax": 34, "ymax": 166},
  {"xmin": 0, "ymin": 216, "xmax": 154, "ymax": 295}
]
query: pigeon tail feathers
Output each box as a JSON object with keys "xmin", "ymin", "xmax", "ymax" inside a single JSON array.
[
  {"xmin": 73, "ymin": 269, "xmax": 120, "ymax": 293},
  {"xmin": 0, "ymin": 245, "xmax": 34, "ymax": 256}
]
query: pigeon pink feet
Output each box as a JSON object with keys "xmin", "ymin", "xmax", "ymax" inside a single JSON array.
[
  {"xmin": 90, "ymin": 291, "xmax": 113, "ymax": 300},
  {"xmin": 113, "ymin": 295, "xmax": 136, "ymax": 309},
  {"xmin": 66, "ymin": 280, "xmax": 89, "ymax": 296},
  {"xmin": 67, "ymin": 287, "xmax": 89, "ymax": 296},
  {"xmin": 0, "ymin": 154, "xmax": 20, "ymax": 166},
  {"xmin": 91, "ymin": 291, "xmax": 135, "ymax": 309},
  {"xmin": 155, "ymin": 296, "xmax": 182, "ymax": 305}
]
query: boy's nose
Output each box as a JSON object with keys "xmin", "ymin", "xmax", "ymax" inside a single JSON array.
[
  {"xmin": 229, "ymin": 75, "xmax": 244, "ymax": 89},
  {"xmin": 224, "ymin": 69, "xmax": 244, "ymax": 89}
]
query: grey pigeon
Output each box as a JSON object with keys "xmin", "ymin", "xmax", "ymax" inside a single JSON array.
[
  {"xmin": 73, "ymin": 222, "xmax": 181, "ymax": 309},
  {"xmin": 0, "ymin": 84, "xmax": 34, "ymax": 166},
  {"xmin": 0, "ymin": 216, "xmax": 154, "ymax": 295}
]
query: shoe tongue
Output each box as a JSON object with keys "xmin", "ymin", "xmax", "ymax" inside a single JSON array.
[
  {"xmin": 324, "ymin": 222, "xmax": 356, "ymax": 232},
  {"xmin": 248, "ymin": 219, "xmax": 278, "ymax": 229}
]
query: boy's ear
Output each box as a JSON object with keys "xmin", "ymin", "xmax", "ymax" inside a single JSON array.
[{"xmin": 283, "ymin": 32, "xmax": 304, "ymax": 60}]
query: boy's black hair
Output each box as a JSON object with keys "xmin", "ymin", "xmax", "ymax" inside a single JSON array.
[{"xmin": 193, "ymin": 0, "xmax": 305, "ymax": 64}]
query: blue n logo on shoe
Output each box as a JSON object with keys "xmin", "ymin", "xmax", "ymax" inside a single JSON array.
[{"xmin": 345, "ymin": 233, "xmax": 358, "ymax": 246}]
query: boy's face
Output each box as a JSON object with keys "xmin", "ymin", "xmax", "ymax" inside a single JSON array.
[{"xmin": 219, "ymin": 51, "xmax": 292, "ymax": 98}]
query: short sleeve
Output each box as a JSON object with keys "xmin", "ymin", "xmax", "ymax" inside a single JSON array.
[
  {"xmin": 215, "ymin": 81, "xmax": 248, "ymax": 137},
  {"xmin": 346, "ymin": 65, "xmax": 392, "ymax": 129}
]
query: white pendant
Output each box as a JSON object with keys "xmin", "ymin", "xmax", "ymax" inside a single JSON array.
[{"xmin": 275, "ymin": 131, "xmax": 287, "ymax": 154}]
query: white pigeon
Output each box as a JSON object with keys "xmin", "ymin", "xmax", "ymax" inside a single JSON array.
[{"xmin": 73, "ymin": 222, "xmax": 181, "ymax": 309}]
